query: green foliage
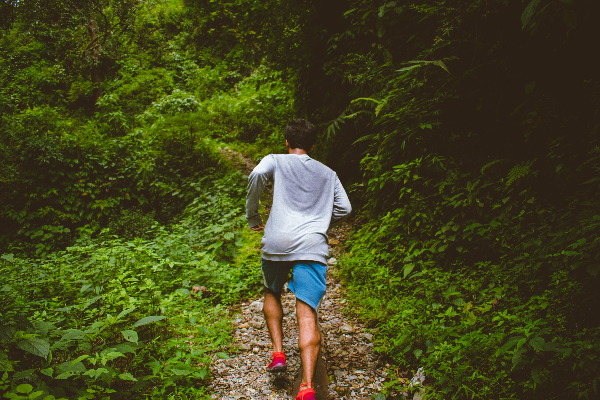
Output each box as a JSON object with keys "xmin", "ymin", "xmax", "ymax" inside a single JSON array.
[
  {"xmin": 0, "ymin": 171, "xmax": 261, "ymax": 399},
  {"xmin": 288, "ymin": 0, "xmax": 600, "ymax": 399},
  {"xmin": 106, "ymin": 209, "xmax": 156, "ymax": 241},
  {"xmin": 0, "ymin": 0, "xmax": 293, "ymax": 256}
]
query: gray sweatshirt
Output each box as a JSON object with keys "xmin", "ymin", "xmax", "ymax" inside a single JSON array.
[{"xmin": 246, "ymin": 154, "xmax": 352, "ymax": 264}]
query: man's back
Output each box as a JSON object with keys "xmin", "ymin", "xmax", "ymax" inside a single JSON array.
[{"xmin": 246, "ymin": 153, "xmax": 351, "ymax": 264}]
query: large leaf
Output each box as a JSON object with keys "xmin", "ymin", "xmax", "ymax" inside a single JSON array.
[
  {"xmin": 121, "ymin": 330, "xmax": 138, "ymax": 344},
  {"xmin": 543, "ymin": 341, "xmax": 569, "ymax": 354},
  {"xmin": 521, "ymin": 0, "xmax": 541, "ymax": 29},
  {"xmin": 531, "ymin": 364, "xmax": 544, "ymax": 383},
  {"xmin": 529, "ymin": 336, "xmax": 545, "ymax": 351},
  {"xmin": 497, "ymin": 336, "xmax": 524, "ymax": 355},
  {"xmin": 55, "ymin": 360, "xmax": 86, "ymax": 375},
  {"xmin": 18, "ymin": 338, "xmax": 50, "ymax": 359},
  {"xmin": 34, "ymin": 321, "xmax": 56, "ymax": 339},
  {"xmin": 0, "ymin": 254, "xmax": 14, "ymax": 263},
  {"xmin": 0, "ymin": 325, "xmax": 16, "ymax": 342},
  {"xmin": 132, "ymin": 316, "xmax": 166, "ymax": 328},
  {"xmin": 119, "ymin": 372, "xmax": 138, "ymax": 381},
  {"xmin": 512, "ymin": 349, "xmax": 526, "ymax": 370},
  {"xmin": 16, "ymin": 384, "xmax": 33, "ymax": 394}
]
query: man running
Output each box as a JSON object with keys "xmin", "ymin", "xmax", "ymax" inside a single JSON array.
[{"xmin": 246, "ymin": 119, "xmax": 352, "ymax": 400}]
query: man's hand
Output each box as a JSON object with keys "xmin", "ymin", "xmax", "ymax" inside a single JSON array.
[{"xmin": 250, "ymin": 224, "xmax": 264, "ymax": 231}]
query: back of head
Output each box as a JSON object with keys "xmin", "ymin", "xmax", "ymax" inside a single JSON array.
[{"xmin": 285, "ymin": 119, "xmax": 316, "ymax": 151}]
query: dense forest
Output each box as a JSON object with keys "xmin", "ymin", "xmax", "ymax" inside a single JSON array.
[{"xmin": 1, "ymin": 0, "xmax": 599, "ymax": 399}]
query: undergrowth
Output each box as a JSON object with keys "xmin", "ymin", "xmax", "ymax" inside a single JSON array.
[{"xmin": 0, "ymin": 142, "xmax": 266, "ymax": 400}]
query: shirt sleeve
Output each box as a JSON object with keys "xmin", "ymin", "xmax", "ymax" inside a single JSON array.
[
  {"xmin": 330, "ymin": 174, "xmax": 352, "ymax": 227},
  {"xmin": 246, "ymin": 155, "xmax": 275, "ymax": 228}
]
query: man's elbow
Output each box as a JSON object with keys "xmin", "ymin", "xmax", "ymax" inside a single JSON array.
[
  {"xmin": 343, "ymin": 205, "xmax": 352, "ymax": 218},
  {"xmin": 344, "ymin": 202, "xmax": 352, "ymax": 216}
]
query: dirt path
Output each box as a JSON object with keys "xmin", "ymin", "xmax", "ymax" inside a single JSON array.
[{"xmin": 209, "ymin": 150, "xmax": 389, "ymax": 399}]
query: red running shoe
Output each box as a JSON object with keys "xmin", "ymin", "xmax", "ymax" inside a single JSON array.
[
  {"xmin": 296, "ymin": 383, "xmax": 315, "ymax": 400},
  {"xmin": 267, "ymin": 352, "xmax": 286, "ymax": 373}
]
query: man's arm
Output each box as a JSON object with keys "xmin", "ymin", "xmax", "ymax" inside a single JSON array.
[
  {"xmin": 246, "ymin": 155, "xmax": 275, "ymax": 229},
  {"xmin": 330, "ymin": 174, "xmax": 352, "ymax": 227}
]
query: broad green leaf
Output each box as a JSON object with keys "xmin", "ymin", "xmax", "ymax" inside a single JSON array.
[
  {"xmin": 132, "ymin": 316, "xmax": 166, "ymax": 328},
  {"xmin": 101, "ymin": 351, "xmax": 125, "ymax": 363},
  {"xmin": 529, "ymin": 336, "xmax": 545, "ymax": 351},
  {"xmin": 0, "ymin": 254, "xmax": 14, "ymax": 262},
  {"xmin": 18, "ymin": 338, "xmax": 50, "ymax": 359},
  {"xmin": 413, "ymin": 349, "xmax": 423, "ymax": 358},
  {"xmin": 433, "ymin": 60, "xmax": 449, "ymax": 74},
  {"xmin": 112, "ymin": 342, "xmax": 141, "ymax": 354},
  {"xmin": 40, "ymin": 368, "xmax": 53, "ymax": 377},
  {"xmin": 521, "ymin": 0, "xmax": 541, "ymax": 28},
  {"xmin": 55, "ymin": 360, "xmax": 86, "ymax": 375},
  {"xmin": 0, "ymin": 325, "xmax": 16, "ymax": 341},
  {"xmin": 13, "ymin": 369, "xmax": 34, "ymax": 380},
  {"xmin": 216, "ymin": 352, "xmax": 230, "ymax": 359},
  {"xmin": 543, "ymin": 342, "xmax": 568, "ymax": 353},
  {"xmin": 498, "ymin": 336, "xmax": 524, "ymax": 354},
  {"xmin": 29, "ymin": 391, "xmax": 44, "ymax": 399},
  {"xmin": 171, "ymin": 368, "xmax": 194, "ymax": 376},
  {"xmin": 197, "ymin": 367, "xmax": 208, "ymax": 379},
  {"xmin": 121, "ymin": 330, "xmax": 138, "ymax": 344},
  {"xmin": 403, "ymin": 264, "xmax": 414, "ymax": 278},
  {"xmin": 556, "ymin": 163, "xmax": 563, "ymax": 172},
  {"xmin": 56, "ymin": 371, "xmax": 79, "ymax": 379},
  {"xmin": 451, "ymin": 298, "xmax": 465, "ymax": 306},
  {"xmin": 531, "ymin": 364, "xmax": 543, "ymax": 383},
  {"xmin": 512, "ymin": 349, "xmax": 526, "ymax": 370},
  {"xmin": 587, "ymin": 264, "xmax": 600, "ymax": 277},
  {"xmin": 16, "ymin": 384, "xmax": 33, "ymax": 394},
  {"xmin": 83, "ymin": 368, "xmax": 108, "ymax": 380},
  {"xmin": 34, "ymin": 321, "xmax": 56, "ymax": 339},
  {"xmin": 118, "ymin": 372, "xmax": 138, "ymax": 381}
]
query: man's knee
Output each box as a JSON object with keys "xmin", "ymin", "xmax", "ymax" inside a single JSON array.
[{"xmin": 264, "ymin": 287, "xmax": 283, "ymax": 299}]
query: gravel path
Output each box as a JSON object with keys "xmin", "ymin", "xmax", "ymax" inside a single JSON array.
[{"xmin": 208, "ymin": 224, "xmax": 389, "ymax": 400}]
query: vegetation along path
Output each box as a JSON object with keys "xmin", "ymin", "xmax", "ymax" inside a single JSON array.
[{"xmin": 2, "ymin": 0, "xmax": 599, "ymax": 398}]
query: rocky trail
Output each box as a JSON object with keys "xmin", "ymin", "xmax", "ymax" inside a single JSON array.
[
  {"xmin": 208, "ymin": 149, "xmax": 392, "ymax": 399},
  {"xmin": 208, "ymin": 224, "xmax": 390, "ymax": 400}
]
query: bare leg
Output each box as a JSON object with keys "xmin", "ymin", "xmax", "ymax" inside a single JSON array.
[
  {"xmin": 264, "ymin": 289, "xmax": 284, "ymax": 352},
  {"xmin": 296, "ymin": 298, "xmax": 320, "ymax": 386}
]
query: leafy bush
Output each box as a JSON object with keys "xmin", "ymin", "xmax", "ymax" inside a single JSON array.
[
  {"xmin": 106, "ymin": 209, "xmax": 156, "ymax": 241},
  {"xmin": 0, "ymin": 171, "xmax": 262, "ymax": 399}
]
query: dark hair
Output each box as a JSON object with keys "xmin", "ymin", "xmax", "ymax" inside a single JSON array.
[{"xmin": 284, "ymin": 119, "xmax": 316, "ymax": 151}]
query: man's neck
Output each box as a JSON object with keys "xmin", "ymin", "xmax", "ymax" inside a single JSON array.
[{"xmin": 288, "ymin": 148, "xmax": 308, "ymax": 155}]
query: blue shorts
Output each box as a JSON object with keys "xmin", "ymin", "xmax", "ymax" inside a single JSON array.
[{"xmin": 261, "ymin": 259, "xmax": 327, "ymax": 311}]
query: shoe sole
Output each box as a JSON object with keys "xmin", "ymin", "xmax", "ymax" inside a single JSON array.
[{"xmin": 267, "ymin": 366, "xmax": 287, "ymax": 373}]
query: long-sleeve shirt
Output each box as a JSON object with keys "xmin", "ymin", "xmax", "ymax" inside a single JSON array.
[{"xmin": 246, "ymin": 154, "xmax": 352, "ymax": 264}]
